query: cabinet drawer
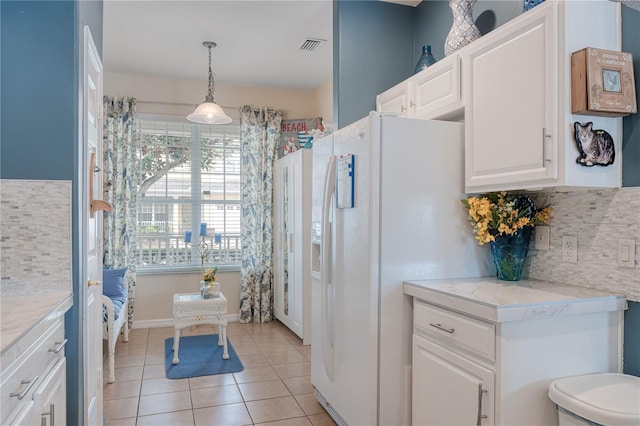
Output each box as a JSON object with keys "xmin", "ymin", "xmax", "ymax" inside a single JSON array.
[
  {"xmin": 414, "ymin": 300, "xmax": 495, "ymax": 361},
  {"xmin": 1, "ymin": 319, "xmax": 65, "ymax": 425}
]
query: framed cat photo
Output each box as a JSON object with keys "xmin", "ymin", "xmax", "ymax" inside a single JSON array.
[{"xmin": 571, "ymin": 47, "xmax": 637, "ymax": 117}]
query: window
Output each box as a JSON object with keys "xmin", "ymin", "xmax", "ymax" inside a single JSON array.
[{"xmin": 135, "ymin": 115, "xmax": 241, "ymax": 271}]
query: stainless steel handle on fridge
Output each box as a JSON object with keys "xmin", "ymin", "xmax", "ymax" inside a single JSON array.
[{"xmin": 320, "ymin": 155, "xmax": 337, "ymax": 381}]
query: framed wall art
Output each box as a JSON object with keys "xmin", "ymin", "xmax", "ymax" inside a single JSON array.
[{"xmin": 571, "ymin": 47, "xmax": 637, "ymax": 117}]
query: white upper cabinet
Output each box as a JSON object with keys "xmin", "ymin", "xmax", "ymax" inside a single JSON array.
[
  {"xmin": 375, "ymin": 0, "xmax": 622, "ymax": 193},
  {"xmin": 377, "ymin": 52, "xmax": 463, "ymax": 121},
  {"xmin": 463, "ymin": 0, "xmax": 621, "ymax": 192}
]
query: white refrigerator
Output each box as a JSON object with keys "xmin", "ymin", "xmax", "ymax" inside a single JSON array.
[{"xmin": 310, "ymin": 112, "xmax": 492, "ymax": 426}]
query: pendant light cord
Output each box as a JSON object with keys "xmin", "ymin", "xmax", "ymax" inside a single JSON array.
[{"xmin": 207, "ymin": 45, "xmax": 215, "ymax": 100}]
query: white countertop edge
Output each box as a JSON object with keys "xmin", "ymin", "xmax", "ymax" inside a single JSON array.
[
  {"xmin": 403, "ymin": 281, "xmax": 626, "ymax": 323},
  {"xmin": 1, "ymin": 294, "xmax": 73, "ymax": 365}
]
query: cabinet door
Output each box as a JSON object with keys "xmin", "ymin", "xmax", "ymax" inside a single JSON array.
[
  {"xmin": 33, "ymin": 358, "xmax": 66, "ymax": 426},
  {"xmin": 273, "ymin": 154, "xmax": 302, "ymax": 337},
  {"xmin": 464, "ymin": 4, "xmax": 556, "ymax": 192},
  {"xmin": 413, "ymin": 334, "xmax": 494, "ymax": 426},
  {"xmin": 273, "ymin": 157, "xmax": 287, "ymax": 322},
  {"xmin": 376, "ymin": 80, "xmax": 409, "ymax": 117},
  {"xmin": 411, "ymin": 54, "xmax": 462, "ymax": 120}
]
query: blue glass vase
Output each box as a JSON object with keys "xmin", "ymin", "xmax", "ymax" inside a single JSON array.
[
  {"xmin": 523, "ymin": 0, "xmax": 544, "ymax": 12},
  {"xmin": 490, "ymin": 227, "xmax": 532, "ymax": 281},
  {"xmin": 414, "ymin": 45, "xmax": 437, "ymax": 74}
]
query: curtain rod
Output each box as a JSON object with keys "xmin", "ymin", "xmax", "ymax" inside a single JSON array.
[
  {"xmin": 136, "ymin": 100, "xmax": 287, "ymax": 115},
  {"xmin": 135, "ymin": 99, "xmax": 239, "ymax": 110}
]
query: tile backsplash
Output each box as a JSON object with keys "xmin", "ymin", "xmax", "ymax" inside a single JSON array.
[
  {"xmin": 1, "ymin": 180, "xmax": 72, "ymax": 296},
  {"xmin": 528, "ymin": 187, "xmax": 640, "ymax": 301}
]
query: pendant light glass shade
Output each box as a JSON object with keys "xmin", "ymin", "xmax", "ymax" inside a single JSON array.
[
  {"xmin": 187, "ymin": 97, "xmax": 233, "ymax": 124},
  {"xmin": 187, "ymin": 41, "xmax": 232, "ymax": 125}
]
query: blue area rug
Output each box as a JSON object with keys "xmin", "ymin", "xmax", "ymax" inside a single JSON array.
[{"xmin": 164, "ymin": 334, "xmax": 244, "ymax": 379}]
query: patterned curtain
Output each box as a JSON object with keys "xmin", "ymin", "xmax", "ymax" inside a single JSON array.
[
  {"xmin": 239, "ymin": 106, "xmax": 282, "ymax": 323},
  {"xmin": 103, "ymin": 96, "xmax": 139, "ymax": 327}
]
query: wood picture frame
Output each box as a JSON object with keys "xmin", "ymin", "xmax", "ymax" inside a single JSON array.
[{"xmin": 571, "ymin": 47, "xmax": 637, "ymax": 117}]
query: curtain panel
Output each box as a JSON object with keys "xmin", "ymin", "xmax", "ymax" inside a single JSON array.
[
  {"xmin": 103, "ymin": 96, "xmax": 139, "ymax": 327},
  {"xmin": 239, "ymin": 106, "xmax": 282, "ymax": 323}
]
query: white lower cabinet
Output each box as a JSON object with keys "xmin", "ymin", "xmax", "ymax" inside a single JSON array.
[
  {"xmin": 410, "ymin": 294, "xmax": 623, "ymax": 426},
  {"xmin": 413, "ymin": 334, "xmax": 494, "ymax": 425},
  {"xmin": 1, "ymin": 314, "xmax": 68, "ymax": 426},
  {"xmin": 33, "ymin": 358, "xmax": 66, "ymax": 426}
]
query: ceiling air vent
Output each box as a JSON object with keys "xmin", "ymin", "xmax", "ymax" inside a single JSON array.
[{"xmin": 299, "ymin": 38, "xmax": 326, "ymax": 52}]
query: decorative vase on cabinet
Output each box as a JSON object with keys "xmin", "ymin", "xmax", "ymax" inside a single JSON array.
[
  {"xmin": 414, "ymin": 45, "xmax": 437, "ymax": 74},
  {"xmin": 444, "ymin": 0, "xmax": 481, "ymax": 56},
  {"xmin": 523, "ymin": 0, "xmax": 544, "ymax": 12}
]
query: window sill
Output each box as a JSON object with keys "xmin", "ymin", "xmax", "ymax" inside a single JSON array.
[{"xmin": 136, "ymin": 264, "xmax": 240, "ymax": 276}]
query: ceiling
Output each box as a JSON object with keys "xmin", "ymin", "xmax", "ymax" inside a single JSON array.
[{"xmin": 102, "ymin": 0, "xmax": 333, "ymax": 92}]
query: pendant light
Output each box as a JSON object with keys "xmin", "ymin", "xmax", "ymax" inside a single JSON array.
[{"xmin": 187, "ymin": 41, "xmax": 232, "ymax": 125}]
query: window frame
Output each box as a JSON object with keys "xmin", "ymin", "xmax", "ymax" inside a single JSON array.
[{"xmin": 135, "ymin": 113, "xmax": 241, "ymax": 274}]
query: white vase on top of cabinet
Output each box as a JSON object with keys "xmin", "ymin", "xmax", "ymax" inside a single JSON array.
[
  {"xmin": 377, "ymin": 51, "xmax": 463, "ymax": 121},
  {"xmin": 463, "ymin": 0, "xmax": 622, "ymax": 192},
  {"xmin": 273, "ymin": 149, "xmax": 312, "ymax": 344}
]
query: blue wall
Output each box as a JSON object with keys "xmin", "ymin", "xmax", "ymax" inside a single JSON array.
[
  {"xmin": 622, "ymin": 6, "xmax": 640, "ymax": 187},
  {"xmin": 333, "ymin": 0, "xmax": 414, "ymax": 128},
  {"xmin": 1, "ymin": 1, "xmax": 103, "ymax": 423}
]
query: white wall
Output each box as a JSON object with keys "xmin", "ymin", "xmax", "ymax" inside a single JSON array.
[
  {"xmin": 134, "ymin": 270, "xmax": 241, "ymax": 326},
  {"xmin": 105, "ymin": 72, "xmax": 332, "ymax": 121},
  {"xmin": 106, "ymin": 71, "xmax": 333, "ymax": 325}
]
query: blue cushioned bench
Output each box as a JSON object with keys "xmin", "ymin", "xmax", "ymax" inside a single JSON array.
[{"xmin": 103, "ymin": 268, "xmax": 130, "ymax": 383}]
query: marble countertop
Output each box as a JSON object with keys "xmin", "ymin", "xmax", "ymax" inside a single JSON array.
[
  {"xmin": 404, "ymin": 277, "xmax": 627, "ymax": 323},
  {"xmin": 1, "ymin": 292, "xmax": 72, "ymax": 354}
]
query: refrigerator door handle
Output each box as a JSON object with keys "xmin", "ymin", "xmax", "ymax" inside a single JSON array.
[{"xmin": 320, "ymin": 155, "xmax": 337, "ymax": 381}]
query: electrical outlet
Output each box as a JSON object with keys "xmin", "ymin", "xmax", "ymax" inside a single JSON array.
[
  {"xmin": 535, "ymin": 226, "xmax": 550, "ymax": 251},
  {"xmin": 617, "ymin": 239, "xmax": 636, "ymax": 268},
  {"xmin": 562, "ymin": 236, "xmax": 578, "ymax": 263}
]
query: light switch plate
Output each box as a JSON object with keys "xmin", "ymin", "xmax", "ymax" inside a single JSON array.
[
  {"xmin": 562, "ymin": 236, "xmax": 578, "ymax": 263},
  {"xmin": 617, "ymin": 239, "xmax": 636, "ymax": 268},
  {"xmin": 535, "ymin": 226, "xmax": 550, "ymax": 251}
]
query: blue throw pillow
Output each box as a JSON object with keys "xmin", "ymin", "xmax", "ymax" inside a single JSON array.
[{"xmin": 103, "ymin": 268, "xmax": 127, "ymax": 299}]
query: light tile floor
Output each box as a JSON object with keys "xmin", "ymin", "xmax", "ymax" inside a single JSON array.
[{"xmin": 103, "ymin": 321, "xmax": 337, "ymax": 426}]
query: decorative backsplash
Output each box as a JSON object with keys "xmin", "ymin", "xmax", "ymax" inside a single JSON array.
[
  {"xmin": 528, "ymin": 187, "xmax": 640, "ymax": 301},
  {"xmin": 0, "ymin": 180, "xmax": 72, "ymax": 296}
]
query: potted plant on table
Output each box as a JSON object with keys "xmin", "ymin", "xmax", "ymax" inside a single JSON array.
[
  {"xmin": 462, "ymin": 191, "xmax": 551, "ymax": 281},
  {"xmin": 200, "ymin": 266, "xmax": 220, "ymax": 299}
]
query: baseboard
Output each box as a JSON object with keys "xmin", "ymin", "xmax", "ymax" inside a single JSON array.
[{"xmin": 132, "ymin": 313, "xmax": 240, "ymax": 329}]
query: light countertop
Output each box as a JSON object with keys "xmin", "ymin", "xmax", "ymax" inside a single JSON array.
[
  {"xmin": 1, "ymin": 292, "xmax": 72, "ymax": 355},
  {"xmin": 404, "ymin": 277, "xmax": 626, "ymax": 323}
]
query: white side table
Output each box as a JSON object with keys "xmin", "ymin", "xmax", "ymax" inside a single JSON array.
[{"xmin": 172, "ymin": 292, "xmax": 229, "ymax": 364}]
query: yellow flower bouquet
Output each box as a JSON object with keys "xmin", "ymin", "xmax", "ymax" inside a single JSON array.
[
  {"xmin": 202, "ymin": 267, "xmax": 218, "ymax": 282},
  {"xmin": 200, "ymin": 267, "xmax": 220, "ymax": 299},
  {"xmin": 462, "ymin": 192, "xmax": 551, "ymax": 280}
]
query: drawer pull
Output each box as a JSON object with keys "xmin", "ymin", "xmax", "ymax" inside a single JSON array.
[
  {"xmin": 9, "ymin": 375, "xmax": 39, "ymax": 400},
  {"xmin": 429, "ymin": 322, "xmax": 455, "ymax": 334},
  {"xmin": 49, "ymin": 339, "xmax": 68, "ymax": 354},
  {"xmin": 42, "ymin": 403, "xmax": 55, "ymax": 426},
  {"xmin": 477, "ymin": 384, "xmax": 488, "ymax": 425}
]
